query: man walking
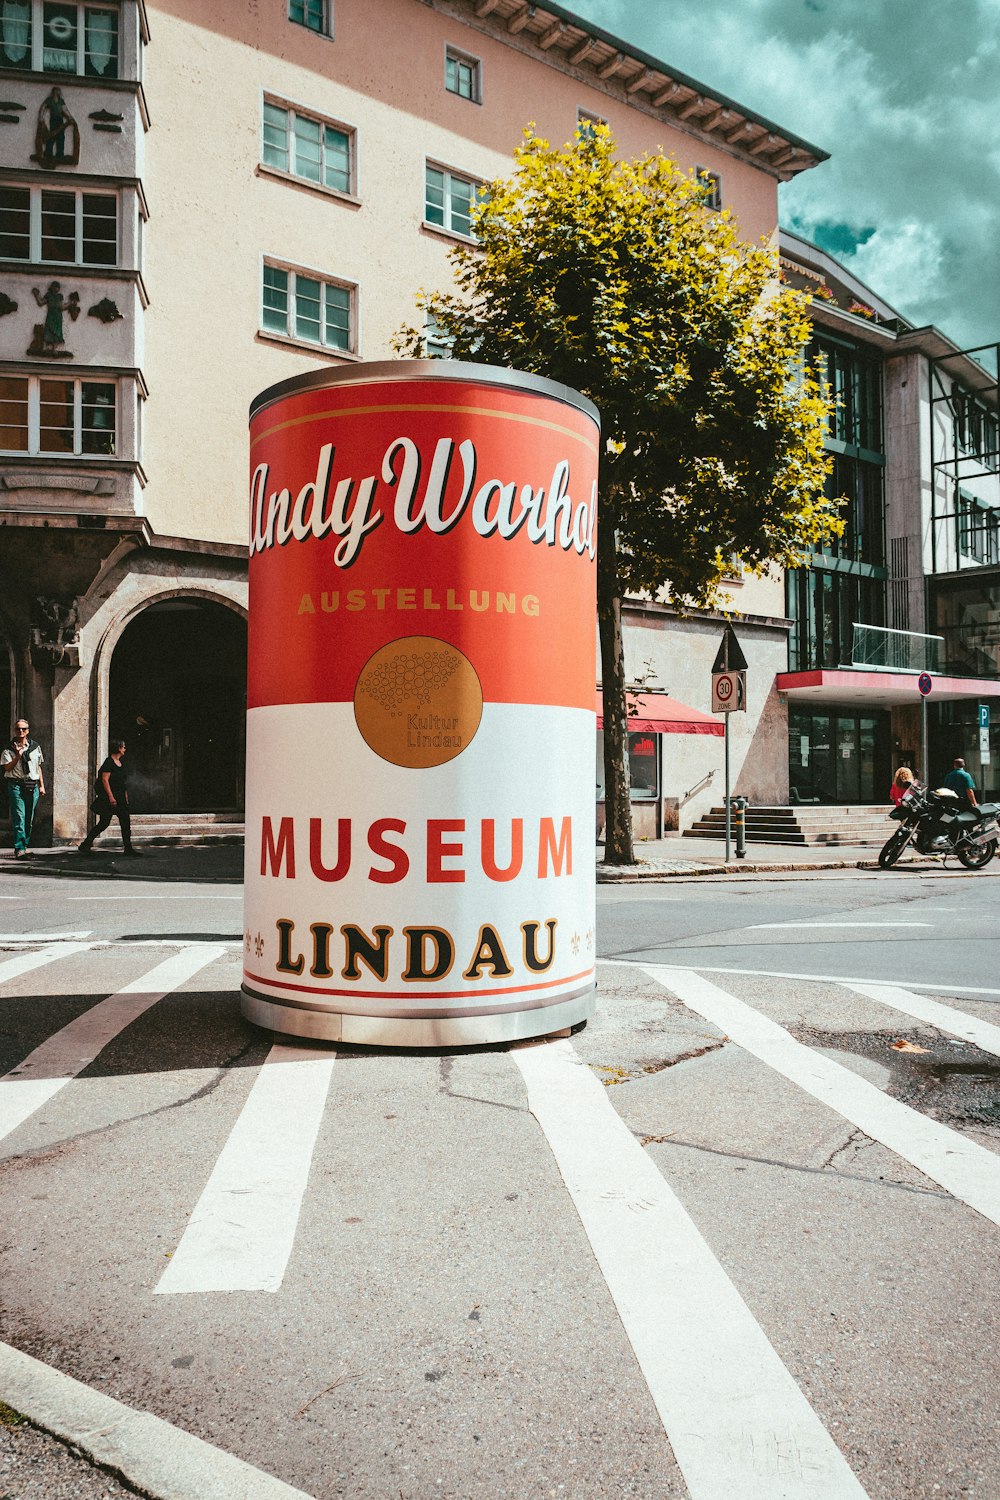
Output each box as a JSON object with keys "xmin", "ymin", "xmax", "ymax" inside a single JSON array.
[
  {"xmin": 2, "ymin": 718, "xmax": 46, "ymax": 858},
  {"xmin": 943, "ymin": 757, "xmax": 978, "ymax": 809}
]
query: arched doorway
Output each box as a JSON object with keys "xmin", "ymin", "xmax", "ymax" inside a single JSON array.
[{"xmin": 109, "ymin": 599, "xmax": 246, "ymax": 813}]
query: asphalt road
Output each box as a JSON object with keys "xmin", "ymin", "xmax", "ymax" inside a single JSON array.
[
  {"xmin": 0, "ymin": 862, "xmax": 998, "ymax": 1500},
  {"xmin": 598, "ymin": 866, "xmax": 1000, "ymax": 991}
]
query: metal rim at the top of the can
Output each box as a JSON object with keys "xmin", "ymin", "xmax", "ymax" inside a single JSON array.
[{"xmin": 248, "ymin": 359, "xmax": 601, "ymax": 429}]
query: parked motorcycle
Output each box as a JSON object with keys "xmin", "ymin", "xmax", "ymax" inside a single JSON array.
[{"xmin": 878, "ymin": 784, "xmax": 1000, "ymax": 870}]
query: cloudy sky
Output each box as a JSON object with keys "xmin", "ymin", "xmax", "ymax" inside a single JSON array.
[{"xmin": 566, "ymin": 0, "xmax": 1000, "ymax": 355}]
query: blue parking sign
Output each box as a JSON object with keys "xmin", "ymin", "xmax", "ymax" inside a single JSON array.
[{"xmin": 980, "ymin": 704, "xmax": 991, "ymax": 729}]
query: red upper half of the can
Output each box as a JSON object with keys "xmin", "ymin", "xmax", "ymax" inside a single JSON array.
[{"xmin": 247, "ymin": 373, "xmax": 599, "ymax": 710}]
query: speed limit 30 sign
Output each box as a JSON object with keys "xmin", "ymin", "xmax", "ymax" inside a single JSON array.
[{"xmin": 712, "ymin": 670, "xmax": 745, "ymax": 714}]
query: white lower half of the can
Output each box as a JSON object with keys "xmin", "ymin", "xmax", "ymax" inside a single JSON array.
[{"xmin": 241, "ymin": 703, "xmax": 596, "ymax": 1046}]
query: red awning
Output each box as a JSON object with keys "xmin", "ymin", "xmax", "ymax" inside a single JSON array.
[
  {"xmin": 596, "ymin": 691, "xmax": 724, "ymax": 737},
  {"xmin": 776, "ymin": 669, "xmax": 1000, "ymax": 707}
]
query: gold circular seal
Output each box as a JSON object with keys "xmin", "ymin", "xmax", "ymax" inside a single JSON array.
[{"xmin": 354, "ymin": 636, "xmax": 483, "ymax": 769}]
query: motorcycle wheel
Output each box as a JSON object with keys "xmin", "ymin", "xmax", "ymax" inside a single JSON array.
[
  {"xmin": 878, "ymin": 828, "xmax": 913, "ymax": 869},
  {"xmin": 956, "ymin": 838, "xmax": 997, "ymax": 870}
]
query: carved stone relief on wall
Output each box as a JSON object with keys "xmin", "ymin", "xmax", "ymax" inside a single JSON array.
[
  {"xmin": 32, "ymin": 87, "xmax": 79, "ymax": 166},
  {"xmin": 31, "ymin": 596, "xmax": 81, "ymax": 669},
  {"xmin": 28, "ymin": 282, "xmax": 80, "ymax": 357}
]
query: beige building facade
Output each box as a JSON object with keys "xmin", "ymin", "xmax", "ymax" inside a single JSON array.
[{"xmin": 1, "ymin": 0, "xmax": 824, "ymax": 842}]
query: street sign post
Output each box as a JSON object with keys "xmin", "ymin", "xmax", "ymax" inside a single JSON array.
[
  {"xmin": 711, "ymin": 626, "xmax": 748, "ymax": 860},
  {"xmin": 917, "ymin": 672, "xmax": 932, "ymax": 785}
]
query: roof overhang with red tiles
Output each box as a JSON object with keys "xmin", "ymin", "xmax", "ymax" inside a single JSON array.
[{"xmin": 451, "ymin": 0, "xmax": 827, "ymax": 180}]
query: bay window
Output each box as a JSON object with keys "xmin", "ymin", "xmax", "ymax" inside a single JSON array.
[
  {"xmin": 0, "ymin": 374, "xmax": 116, "ymax": 455},
  {"xmin": 0, "ymin": 1, "xmax": 119, "ymax": 77},
  {"xmin": 0, "ymin": 182, "xmax": 117, "ymax": 265}
]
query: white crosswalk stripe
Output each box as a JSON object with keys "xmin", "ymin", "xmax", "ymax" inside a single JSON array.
[
  {"xmin": 515, "ymin": 1037, "xmax": 871, "ymax": 1500},
  {"xmin": 640, "ymin": 964, "xmax": 1000, "ymax": 1229},
  {"xmin": 0, "ymin": 945, "xmax": 226, "ymax": 1144},
  {"xmin": 0, "ymin": 931, "xmax": 94, "ymax": 942},
  {"xmin": 843, "ymin": 980, "xmax": 1000, "ymax": 1059},
  {"xmin": 156, "ymin": 1043, "xmax": 336, "ymax": 1295},
  {"xmin": 634, "ymin": 961, "xmax": 1000, "ymax": 999},
  {"xmin": 0, "ymin": 941, "xmax": 97, "ymax": 989}
]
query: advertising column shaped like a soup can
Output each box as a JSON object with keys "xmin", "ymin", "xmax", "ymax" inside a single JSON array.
[{"xmin": 242, "ymin": 361, "xmax": 600, "ymax": 1048}]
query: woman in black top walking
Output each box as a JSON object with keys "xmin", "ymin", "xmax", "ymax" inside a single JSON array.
[{"xmin": 79, "ymin": 738, "xmax": 141, "ymax": 856}]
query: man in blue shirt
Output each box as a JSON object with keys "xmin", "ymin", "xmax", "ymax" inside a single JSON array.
[{"xmin": 943, "ymin": 758, "xmax": 978, "ymax": 809}]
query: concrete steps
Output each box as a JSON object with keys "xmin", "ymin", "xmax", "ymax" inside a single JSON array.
[
  {"xmin": 123, "ymin": 812, "xmax": 244, "ymax": 847},
  {"xmin": 683, "ymin": 804, "xmax": 894, "ymax": 847}
]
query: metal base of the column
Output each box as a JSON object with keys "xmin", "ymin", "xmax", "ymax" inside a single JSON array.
[{"xmin": 240, "ymin": 983, "xmax": 596, "ymax": 1049}]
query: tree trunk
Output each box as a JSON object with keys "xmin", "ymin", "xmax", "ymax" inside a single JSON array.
[{"xmin": 596, "ymin": 510, "xmax": 634, "ymax": 865}]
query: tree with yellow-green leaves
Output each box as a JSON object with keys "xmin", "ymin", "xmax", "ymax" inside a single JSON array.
[{"xmin": 396, "ymin": 126, "xmax": 841, "ymax": 866}]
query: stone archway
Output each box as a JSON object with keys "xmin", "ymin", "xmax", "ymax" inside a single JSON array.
[{"xmin": 109, "ymin": 598, "xmax": 246, "ymax": 813}]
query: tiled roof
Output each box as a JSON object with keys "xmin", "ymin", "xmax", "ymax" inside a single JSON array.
[{"xmin": 453, "ymin": 0, "xmax": 827, "ymax": 178}]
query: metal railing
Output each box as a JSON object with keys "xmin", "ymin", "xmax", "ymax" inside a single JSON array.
[{"xmin": 851, "ymin": 623, "xmax": 943, "ymax": 674}]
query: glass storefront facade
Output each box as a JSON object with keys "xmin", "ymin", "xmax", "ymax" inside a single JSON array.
[
  {"xmin": 789, "ymin": 707, "xmax": 891, "ymax": 804},
  {"xmin": 787, "ymin": 568, "xmax": 886, "ymax": 672},
  {"xmin": 929, "ymin": 569, "xmax": 1000, "ymax": 678},
  {"xmin": 929, "ymin": 700, "xmax": 999, "ymax": 800},
  {"xmin": 786, "ymin": 333, "xmax": 893, "ymax": 805},
  {"xmin": 786, "ymin": 334, "xmax": 888, "ymax": 674}
]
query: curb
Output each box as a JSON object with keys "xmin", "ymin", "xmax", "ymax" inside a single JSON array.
[
  {"xmin": 0, "ymin": 1342, "xmax": 315, "ymax": 1500},
  {"xmin": 597, "ymin": 861, "xmax": 846, "ymax": 880},
  {"xmin": 596, "ymin": 856, "xmax": 972, "ymax": 882}
]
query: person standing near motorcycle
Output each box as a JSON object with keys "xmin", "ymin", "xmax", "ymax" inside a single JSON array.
[
  {"xmin": 878, "ymin": 770, "xmax": 999, "ymax": 869},
  {"xmin": 943, "ymin": 758, "xmax": 978, "ymax": 809},
  {"xmin": 890, "ymin": 766, "xmax": 916, "ymax": 806}
]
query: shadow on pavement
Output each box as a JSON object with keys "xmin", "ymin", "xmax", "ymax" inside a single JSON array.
[{"xmin": 0, "ymin": 844, "xmax": 244, "ymax": 885}]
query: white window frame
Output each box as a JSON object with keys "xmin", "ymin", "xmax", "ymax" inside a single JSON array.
[
  {"xmin": 260, "ymin": 94, "xmax": 357, "ymax": 199},
  {"xmin": 577, "ymin": 109, "xmax": 608, "ymax": 138},
  {"xmin": 0, "ymin": 1, "xmax": 120, "ymax": 77},
  {"xmin": 424, "ymin": 313, "xmax": 453, "ymax": 360},
  {"xmin": 423, "ymin": 161, "xmax": 485, "ymax": 242},
  {"xmin": 260, "ymin": 256, "xmax": 358, "ymax": 357},
  {"xmin": 287, "ymin": 0, "xmax": 332, "ymax": 38},
  {"xmin": 444, "ymin": 45, "xmax": 481, "ymax": 103},
  {"xmin": 696, "ymin": 167, "xmax": 723, "ymax": 211},
  {"xmin": 0, "ymin": 373, "xmax": 117, "ymax": 457},
  {"xmin": 0, "ymin": 180, "xmax": 119, "ymax": 265}
]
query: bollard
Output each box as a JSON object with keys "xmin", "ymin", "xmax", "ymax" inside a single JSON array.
[
  {"xmin": 732, "ymin": 795, "xmax": 749, "ymax": 859},
  {"xmin": 242, "ymin": 360, "xmax": 600, "ymax": 1048}
]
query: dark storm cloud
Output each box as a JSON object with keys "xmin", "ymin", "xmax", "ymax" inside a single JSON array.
[{"xmin": 565, "ymin": 0, "xmax": 1000, "ymax": 351}]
